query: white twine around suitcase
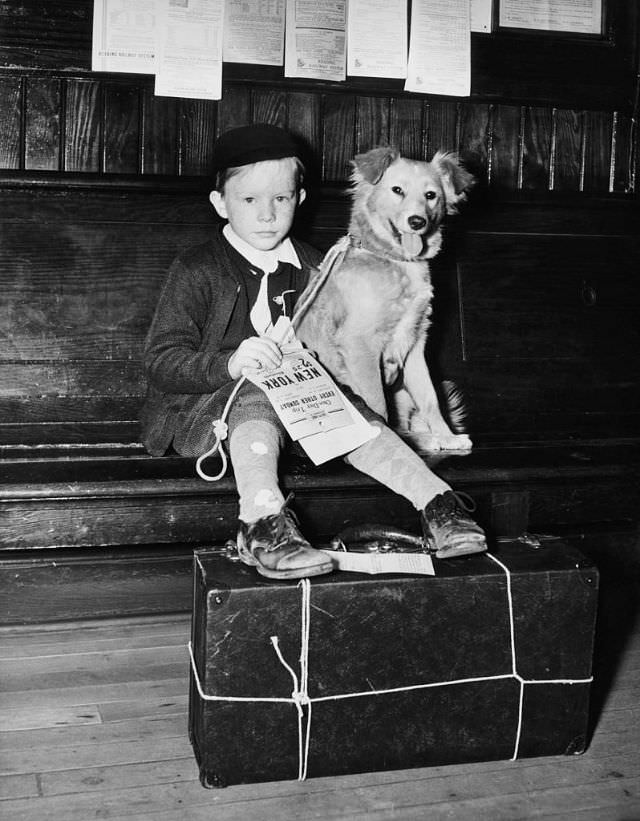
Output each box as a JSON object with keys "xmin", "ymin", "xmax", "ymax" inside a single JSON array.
[{"xmin": 189, "ymin": 553, "xmax": 594, "ymax": 781}]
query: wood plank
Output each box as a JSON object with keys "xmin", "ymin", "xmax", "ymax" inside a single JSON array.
[
  {"xmin": 141, "ymin": 87, "xmax": 178, "ymax": 176},
  {"xmin": 98, "ymin": 694, "xmax": 188, "ymax": 723},
  {"xmin": 426, "ymin": 101, "xmax": 459, "ymax": 157},
  {"xmin": 103, "ymin": 82, "xmax": 140, "ymax": 174},
  {"xmin": 0, "ymin": 678, "xmax": 186, "ymax": 711},
  {"xmin": 583, "ymin": 111, "xmax": 613, "ymax": 195},
  {"xmin": 0, "ymin": 74, "xmax": 22, "ymax": 169},
  {"xmin": 178, "ymin": 98, "xmax": 217, "ymax": 177},
  {"xmin": 251, "ymin": 88, "xmax": 287, "ymax": 128},
  {"xmin": 1, "ymin": 644, "xmax": 188, "ymax": 683},
  {"xmin": 0, "ymin": 773, "xmax": 39, "ymax": 801},
  {"xmin": 389, "ymin": 97, "xmax": 424, "ymax": 160},
  {"xmin": 4, "ymin": 714, "xmax": 184, "ymax": 752},
  {"xmin": 522, "ymin": 106, "xmax": 553, "ymax": 191},
  {"xmin": 287, "ymin": 92, "xmax": 321, "ymax": 164},
  {"xmin": 611, "ymin": 112, "xmax": 634, "ymax": 194},
  {"xmin": 355, "ymin": 95, "xmax": 390, "ymax": 153},
  {"xmin": 490, "ymin": 105, "xmax": 521, "ymax": 192},
  {"xmin": 24, "ymin": 75, "xmax": 60, "ymax": 171},
  {"xmin": 321, "ymin": 93, "xmax": 356, "ymax": 182},
  {"xmin": 0, "ymin": 704, "xmax": 101, "ymax": 732},
  {"xmin": 64, "ymin": 78, "xmax": 101, "ymax": 173},
  {"xmin": 458, "ymin": 102, "xmax": 489, "ymax": 184},
  {"xmin": 552, "ymin": 108, "xmax": 582, "ymax": 192}
]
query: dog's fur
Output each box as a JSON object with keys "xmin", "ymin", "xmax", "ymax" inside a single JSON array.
[{"xmin": 296, "ymin": 146, "xmax": 474, "ymax": 451}]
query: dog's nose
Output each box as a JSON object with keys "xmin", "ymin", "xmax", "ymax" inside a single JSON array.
[{"xmin": 408, "ymin": 215, "xmax": 427, "ymax": 231}]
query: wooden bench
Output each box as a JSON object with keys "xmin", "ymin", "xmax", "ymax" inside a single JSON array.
[{"xmin": 1, "ymin": 181, "xmax": 639, "ymax": 623}]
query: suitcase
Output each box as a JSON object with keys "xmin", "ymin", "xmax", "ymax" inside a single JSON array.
[{"xmin": 188, "ymin": 539, "xmax": 598, "ymax": 788}]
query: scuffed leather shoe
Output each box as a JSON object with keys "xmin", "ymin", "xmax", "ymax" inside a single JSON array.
[
  {"xmin": 421, "ymin": 491, "xmax": 487, "ymax": 559},
  {"xmin": 237, "ymin": 502, "xmax": 334, "ymax": 580}
]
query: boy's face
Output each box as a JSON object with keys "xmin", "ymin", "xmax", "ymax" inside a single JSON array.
[{"xmin": 210, "ymin": 158, "xmax": 305, "ymax": 252}]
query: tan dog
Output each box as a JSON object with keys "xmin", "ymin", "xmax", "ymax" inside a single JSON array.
[{"xmin": 297, "ymin": 146, "xmax": 474, "ymax": 452}]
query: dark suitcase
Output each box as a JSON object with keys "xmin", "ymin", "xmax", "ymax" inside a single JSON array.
[{"xmin": 188, "ymin": 539, "xmax": 598, "ymax": 788}]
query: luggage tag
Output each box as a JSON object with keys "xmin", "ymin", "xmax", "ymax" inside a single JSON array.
[
  {"xmin": 243, "ymin": 318, "xmax": 379, "ymax": 465},
  {"xmin": 320, "ymin": 550, "xmax": 435, "ymax": 575}
]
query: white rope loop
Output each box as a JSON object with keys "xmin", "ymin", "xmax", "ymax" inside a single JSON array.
[{"xmin": 189, "ymin": 552, "xmax": 593, "ymax": 780}]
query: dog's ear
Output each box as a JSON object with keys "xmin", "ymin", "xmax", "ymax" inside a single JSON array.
[
  {"xmin": 431, "ymin": 151, "xmax": 475, "ymax": 214},
  {"xmin": 351, "ymin": 146, "xmax": 400, "ymax": 185}
]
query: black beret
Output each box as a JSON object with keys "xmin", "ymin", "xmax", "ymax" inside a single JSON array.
[{"xmin": 212, "ymin": 124, "xmax": 300, "ymax": 175}]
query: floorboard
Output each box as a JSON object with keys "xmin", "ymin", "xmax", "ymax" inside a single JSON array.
[{"xmin": 1, "ymin": 593, "xmax": 639, "ymax": 820}]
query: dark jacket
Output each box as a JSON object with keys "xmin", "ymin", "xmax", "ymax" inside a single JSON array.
[{"xmin": 140, "ymin": 227, "xmax": 323, "ymax": 456}]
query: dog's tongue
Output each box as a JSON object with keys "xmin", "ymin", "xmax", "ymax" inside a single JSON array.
[{"xmin": 401, "ymin": 232, "xmax": 424, "ymax": 257}]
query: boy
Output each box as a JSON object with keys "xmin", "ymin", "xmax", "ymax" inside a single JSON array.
[{"xmin": 141, "ymin": 124, "xmax": 487, "ymax": 580}]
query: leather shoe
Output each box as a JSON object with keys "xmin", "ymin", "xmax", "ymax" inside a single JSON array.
[
  {"xmin": 421, "ymin": 491, "xmax": 488, "ymax": 559},
  {"xmin": 237, "ymin": 501, "xmax": 334, "ymax": 579}
]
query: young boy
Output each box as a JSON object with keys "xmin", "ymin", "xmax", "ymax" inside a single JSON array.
[{"xmin": 141, "ymin": 124, "xmax": 487, "ymax": 580}]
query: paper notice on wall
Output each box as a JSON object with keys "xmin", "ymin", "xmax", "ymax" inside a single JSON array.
[
  {"xmin": 92, "ymin": 0, "xmax": 156, "ymax": 74},
  {"xmin": 499, "ymin": 0, "xmax": 602, "ymax": 34},
  {"xmin": 223, "ymin": 0, "xmax": 285, "ymax": 65},
  {"xmin": 346, "ymin": 0, "xmax": 407, "ymax": 79},
  {"xmin": 471, "ymin": 0, "xmax": 493, "ymax": 32},
  {"xmin": 154, "ymin": 0, "xmax": 224, "ymax": 100},
  {"xmin": 405, "ymin": 0, "xmax": 471, "ymax": 98},
  {"xmin": 285, "ymin": 0, "xmax": 347, "ymax": 82}
]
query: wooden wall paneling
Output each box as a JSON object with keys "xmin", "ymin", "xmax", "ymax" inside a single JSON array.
[
  {"xmin": 426, "ymin": 101, "xmax": 459, "ymax": 158},
  {"xmin": 388, "ymin": 97, "xmax": 425, "ymax": 160},
  {"xmin": 251, "ymin": 86, "xmax": 287, "ymax": 127},
  {"xmin": 458, "ymin": 102, "xmax": 489, "ymax": 186},
  {"xmin": 141, "ymin": 86, "xmax": 178, "ymax": 176},
  {"xmin": 64, "ymin": 78, "xmax": 101, "ymax": 173},
  {"xmin": 522, "ymin": 106, "xmax": 553, "ymax": 192},
  {"xmin": 551, "ymin": 108, "xmax": 582, "ymax": 192},
  {"xmin": 216, "ymin": 84, "xmax": 251, "ymax": 136},
  {"xmin": 610, "ymin": 113, "xmax": 634, "ymax": 194},
  {"xmin": 490, "ymin": 104, "xmax": 522, "ymax": 191},
  {"xmin": 178, "ymin": 98, "xmax": 217, "ymax": 177},
  {"xmin": 583, "ymin": 110, "xmax": 614, "ymax": 194},
  {"xmin": 0, "ymin": 74, "xmax": 22, "ymax": 169},
  {"xmin": 321, "ymin": 92, "xmax": 356, "ymax": 182},
  {"xmin": 355, "ymin": 95, "xmax": 390, "ymax": 153},
  {"xmin": 287, "ymin": 91, "xmax": 323, "ymax": 187},
  {"xmin": 24, "ymin": 75, "xmax": 61, "ymax": 171},
  {"xmin": 102, "ymin": 81, "xmax": 140, "ymax": 174}
]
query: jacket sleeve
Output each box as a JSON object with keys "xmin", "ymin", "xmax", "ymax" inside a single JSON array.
[{"xmin": 143, "ymin": 254, "xmax": 235, "ymax": 394}]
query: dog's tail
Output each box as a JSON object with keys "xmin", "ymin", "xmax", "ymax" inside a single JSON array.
[{"xmin": 442, "ymin": 380, "xmax": 468, "ymax": 434}]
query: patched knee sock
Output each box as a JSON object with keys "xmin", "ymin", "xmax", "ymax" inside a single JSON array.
[
  {"xmin": 345, "ymin": 424, "xmax": 450, "ymax": 511},
  {"xmin": 229, "ymin": 420, "xmax": 286, "ymax": 523}
]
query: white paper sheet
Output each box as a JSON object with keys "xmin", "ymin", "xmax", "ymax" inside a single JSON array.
[
  {"xmin": 346, "ymin": 0, "xmax": 407, "ymax": 79},
  {"xmin": 405, "ymin": 0, "xmax": 471, "ymax": 98},
  {"xmin": 471, "ymin": 0, "xmax": 493, "ymax": 32},
  {"xmin": 223, "ymin": 0, "xmax": 286, "ymax": 65},
  {"xmin": 321, "ymin": 550, "xmax": 435, "ymax": 575},
  {"xmin": 500, "ymin": 0, "xmax": 602, "ymax": 34},
  {"xmin": 285, "ymin": 0, "xmax": 347, "ymax": 82},
  {"xmin": 154, "ymin": 0, "xmax": 224, "ymax": 100},
  {"xmin": 92, "ymin": 0, "xmax": 156, "ymax": 74}
]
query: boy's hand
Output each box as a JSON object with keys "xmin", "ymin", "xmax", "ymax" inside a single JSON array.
[{"xmin": 228, "ymin": 336, "xmax": 283, "ymax": 380}]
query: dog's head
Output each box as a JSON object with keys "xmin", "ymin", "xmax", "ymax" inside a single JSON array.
[{"xmin": 350, "ymin": 147, "xmax": 474, "ymax": 260}]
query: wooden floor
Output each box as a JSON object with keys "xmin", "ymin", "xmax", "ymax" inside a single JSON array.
[{"xmin": 1, "ymin": 588, "xmax": 639, "ymax": 821}]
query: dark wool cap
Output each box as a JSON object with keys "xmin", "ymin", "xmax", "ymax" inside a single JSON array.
[{"xmin": 212, "ymin": 124, "xmax": 300, "ymax": 175}]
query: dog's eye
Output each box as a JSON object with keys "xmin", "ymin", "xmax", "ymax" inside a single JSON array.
[
  {"xmin": 391, "ymin": 186, "xmax": 404, "ymax": 197},
  {"xmin": 425, "ymin": 191, "xmax": 437, "ymax": 200}
]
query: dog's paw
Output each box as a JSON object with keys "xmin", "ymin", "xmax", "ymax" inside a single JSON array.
[{"xmin": 408, "ymin": 432, "xmax": 473, "ymax": 453}]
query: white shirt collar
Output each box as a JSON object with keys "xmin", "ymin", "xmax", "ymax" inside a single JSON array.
[{"xmin": 223, "ymin": 224, "xmax": 301, "ymax": 274}]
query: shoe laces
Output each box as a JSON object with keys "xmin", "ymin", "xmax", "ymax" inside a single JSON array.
[{"xmin": 265, "ymin": 495, "xmax": 306, "ymax": 552}]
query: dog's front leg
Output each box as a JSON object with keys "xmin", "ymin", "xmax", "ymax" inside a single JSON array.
[
  {"xmin": 400, "ymin": 346, "xmax": 472, "ymax": 452},
  {"xmin": 339, "ymin": 342, "xmax": 389, "ymax": 421}
]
